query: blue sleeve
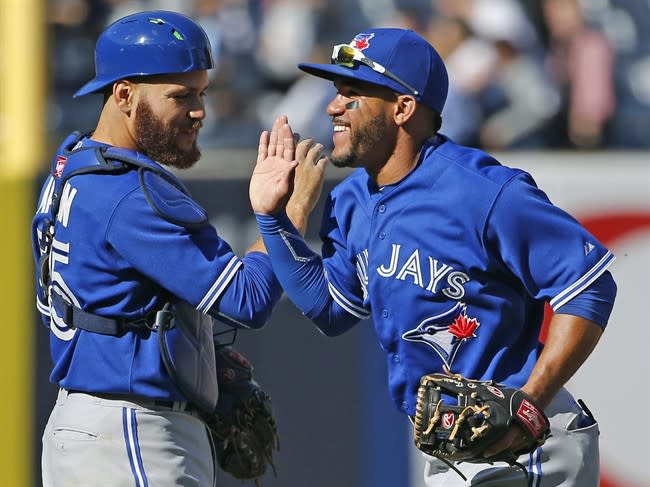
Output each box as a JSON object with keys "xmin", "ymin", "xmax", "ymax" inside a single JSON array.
[
  {"xmin": 209, "ymin": 251, "xmax": 283, "ymax": 328},
  {"xmin": 555, "ymin": 270, "xmax": 616, "ymax": 327},
  {"xmin": 487, "ymin": 173, "xmax": 615, "ymax": 307},
  {"xmin": 256, "ymin": 212, "xmax": 362, "ymax": 336},
  {"xmin": 107, "ymin": 189, "xmax": 282, "ymax": 328}
]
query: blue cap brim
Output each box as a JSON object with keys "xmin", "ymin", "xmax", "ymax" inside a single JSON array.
[
  {"xmin": 298, "ymin": 62, "xmax": 407, "ymax": 95},
  {"xmin": 73, "ymin": 78, "xmax": 107, "ymax": 98}
]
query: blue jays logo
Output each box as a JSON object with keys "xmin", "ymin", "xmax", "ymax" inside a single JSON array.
[
  {"xmin": 54, "ymin": 155, "xmax": 67, "ymax": 178},
  {"xmin": 352, "ymin": 33, "xmax": 374, "ymax": 50},
  {"xmin": 402, "ymin": 302, "xmax": 479, "ymax": 369}
]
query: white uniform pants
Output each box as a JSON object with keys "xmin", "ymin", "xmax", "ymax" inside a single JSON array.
[
  {"xmin": 422, "ymin": 388, "xmax": 599, "ymax": 487},
  {"xmin": 42, "ymin": 388, "xmax": 216, "ymax": 487}
]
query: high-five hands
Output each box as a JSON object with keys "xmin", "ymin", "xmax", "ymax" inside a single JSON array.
[
  {"xmin": 250, "ymin": 115, "xmax": 328, "ymax": 223},
  {"xmin": 287, "ymin": 135, "xmax": 328, "ymax": 219},
  {"xmin": 250, "ymin": 115, "xmax": 298, "ymax": 215}
]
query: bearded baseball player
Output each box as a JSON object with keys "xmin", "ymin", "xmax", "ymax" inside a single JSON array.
[
  {"xmin": 250, "ymin": 28, "xmax": 617, "ymax": 486},
  {"xmin": 32, "ymin": 10, "xmax": 323, "ymax": 486}
]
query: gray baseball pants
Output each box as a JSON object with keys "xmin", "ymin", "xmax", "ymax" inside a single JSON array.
[{"xmin": 42, "ymin": 388, "xmax": 216, "ymax": 486}]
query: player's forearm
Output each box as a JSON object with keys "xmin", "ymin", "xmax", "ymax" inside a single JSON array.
[
  {"xmin": 255, "ymin": 211, "xmax": 363, "ymax": 335},
  {"xmin": 285, "ymin": 202, "xmax": 310, "ymax": 236},
  {"xmin": 244, "ymin": 204, "xmax": 312, "ymax": 256},
  {"xmin": 255, "ymin": 211, "xmax": 330, "ymax": 316},
  {"xmin": 245, "ymin": 236, "xmax": 267, "ymax": 254},
  {"xmin": 209, "ymin": 251, "xmax": 283, "ymax": 328},
  {"xmin": 521, "ymin": 314, "xmax": 603, "ymax": 409}
]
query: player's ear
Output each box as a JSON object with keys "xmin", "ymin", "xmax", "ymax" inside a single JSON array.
[
  {"xmin": 393, "ymin": 94, "xmax": 417, "ymax": 127},
  {"xmin": 113, "ymin": 80, "xmax": 135, "ymax": 114}
]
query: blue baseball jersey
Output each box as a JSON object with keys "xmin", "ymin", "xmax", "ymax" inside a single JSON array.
[
  {"xmin": 257, "ymin": 135, "xmax": 615, "ymax": 415},
  {"xmin": 33, "ymin": 134, "xmax": 282, "ymax": 401}
]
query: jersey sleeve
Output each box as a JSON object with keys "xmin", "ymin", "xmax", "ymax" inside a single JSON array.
[
  {"xmin": 256, "ymin": 209, "xmax": 366, "ymax": 336},
  {"xmin": 106, "ymin": 188, "xmax": 281, "ymax": 328},
  {"xmin": 554, "ymin": 270, "xmax": 616, "ymax": 326},
  {"xmin": 318, "ymin": 193, "xmax": 371, "ymax": 321},
  {"xmin": 486, "ymin": 172, "xmax": 615, "ymax": 312}
]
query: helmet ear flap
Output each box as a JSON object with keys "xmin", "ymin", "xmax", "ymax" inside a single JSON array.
[{"xmin": 74, "ymin": 10, "xmax": 214, "ymax": 98}]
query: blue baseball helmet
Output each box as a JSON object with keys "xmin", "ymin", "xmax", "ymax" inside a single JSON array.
[{"xmin": 74, "ymin": 11, "xmax": 214, "ymax": 98}]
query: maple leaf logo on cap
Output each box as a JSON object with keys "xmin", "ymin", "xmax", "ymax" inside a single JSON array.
[{"xmin": 352, "ymin": 33, "xmax": 374, "ymax": 50}]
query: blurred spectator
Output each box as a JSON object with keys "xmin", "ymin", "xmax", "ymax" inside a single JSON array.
[
  {"xmin": 469, "ymin": 0, "xmax": 561, "ymax": 149},
  {"xmin": 542, "ymin": 0, "xmax": 616, "ymax": 149},
  {"xmin": 255, "ymin": 0, "xmax": 318, "ymax": 85},
  {"xmin": 46, "ymin": 0, "xmax": 650, "ymax": 150},
  {"xmin": 427, "ymin": 14, "xmax": 495, "ymax": 146},
  {"xmin": 48, "ymin": 0, "xmax": 108, "ymax": 135},
  {"xmin": 431, "ymin": 0, "xmax": 560, "ymax": 150},
  {"xmin": 259, "ymin": 41, "xmax": 336, "ymax": 150},
  {"xmin": 193, "ymin": 0, "xmax": 266, "ymax": 148},
  {"xmin": 103, "ymin": 0, "xmax": 192, "ymax": 23}
]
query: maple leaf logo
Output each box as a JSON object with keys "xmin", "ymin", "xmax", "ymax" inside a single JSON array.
[
  {"xmin": 448, "ymin": 314, "xmax": 479, "ymax": 340},
  {"xmin": 352, "ymin": 33, "xmax": 374, "ymax": 50}
]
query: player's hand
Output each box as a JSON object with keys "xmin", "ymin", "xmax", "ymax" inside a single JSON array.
[
  {"xmin": 287, "ymin": 138, "xmax": 327, "ymax": 218},
  {"xmin": 250, "ymin": 115, "xmax": 298, "ymax": 215},
  {"xmin": 482, "ymin": 423, "xmax": 530, "ymax": 459}
]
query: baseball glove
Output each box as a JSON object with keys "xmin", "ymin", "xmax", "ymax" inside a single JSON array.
[
  {"xmin": 200, "ymin": 345, "xmax": 279, "ymax": 485},
  {"xmin": 413, "ymin": 369, "xmax": 550, "ymax": 479}
]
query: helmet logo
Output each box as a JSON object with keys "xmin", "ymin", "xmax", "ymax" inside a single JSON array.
[{"xmin": 147, "ymin": 17, "xmax": 185, "ymax": 41}]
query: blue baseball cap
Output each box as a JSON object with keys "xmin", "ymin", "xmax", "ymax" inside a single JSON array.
[{"xmin": 298, "ymin": 28, "xmax": 448, "ymax": 113}]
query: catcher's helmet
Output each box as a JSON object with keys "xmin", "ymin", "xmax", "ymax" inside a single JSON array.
[{"xmin": 74, "ymin": 10, "xmax": 214, "ymax": 98}]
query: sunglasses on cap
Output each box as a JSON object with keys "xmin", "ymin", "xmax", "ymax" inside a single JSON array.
[{"xmin": 331, "ymin": 44, "xmax": 420, "ymax": 96}]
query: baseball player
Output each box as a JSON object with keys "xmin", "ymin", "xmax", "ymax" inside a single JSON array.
[
  {"xmin": 32, "ymin": 11, "xmax": 324, "ymax": 486},
  {"xmin": 250, "ymin": 28, "xmax": 617, "ymax": 486}
]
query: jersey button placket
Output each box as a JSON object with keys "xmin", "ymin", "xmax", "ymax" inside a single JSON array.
[{"xmin": 376, "ymin": 203, "xmax": 387, "ymax": 240}]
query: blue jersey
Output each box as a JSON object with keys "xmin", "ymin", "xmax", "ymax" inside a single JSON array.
[
  {"xmin": 257, "ymin": 135, "xmax": 615, "ymax": 415},
  {"xmin": 33, "ymin": 133, "xmax": 282, "ymax": 401}
]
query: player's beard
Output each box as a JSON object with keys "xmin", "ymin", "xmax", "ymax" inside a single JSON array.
[
  {"xmin": 134, "ymin": 100, "xmax": 201, "ymax": 169},
  {"xmin": 329, "ymin": 115, "xmax": 387, "ymax": 169}
]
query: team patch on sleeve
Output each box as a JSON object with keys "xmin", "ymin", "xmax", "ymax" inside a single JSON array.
[{"xmin": 139, "ymin": 169, "xmax": 208, "ymax": 228}]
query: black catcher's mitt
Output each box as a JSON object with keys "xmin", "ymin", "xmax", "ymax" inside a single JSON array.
[
  {"xmin": 201, "ymin": 346, "xmax": 279, "ymax": 485},
  {"xmin": 413, "ymin": 370, "xmax": 550, "ymax": 479}
]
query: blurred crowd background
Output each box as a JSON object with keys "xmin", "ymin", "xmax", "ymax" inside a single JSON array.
[{"xmin": 49, "ymin": 0, "xmax": 650, "ymax": 151}]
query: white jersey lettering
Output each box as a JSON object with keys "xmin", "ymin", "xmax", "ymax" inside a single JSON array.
[
  {"xmin": 396, "ymin": 249, "xmax": 424, "ymax": 287},
  {"xmin": 49, "ymin": 237, "xmax": 78, "ymax": 341},
  {"xmin": 37, "ymin": 177, "xmax": 55, "ymax": 214},
  {"xmin": 375, "ymin": 243, "xmax": 470, "ymax": 298},
  {"xmin": 377, "ymin": 244, "xmax": 401, "ymax": 277},
  {"xmin": 426, "ymin": 258, "xmax": 453, "ymax": 293},
  {"xmin": 57, "ymin": 183, "xmax": 77, "ymax": 228},
  {"xmin": 442, "ymin": 271, "xmax": 470, "ymax": 299}
]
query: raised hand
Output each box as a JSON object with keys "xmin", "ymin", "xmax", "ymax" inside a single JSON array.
[
  {"xmin": 249, "ymin": 115, "xmax": 298, "ymax": 215},
  {"xmin": 287, "ymin": 138, "xmax": 328, "ymax": 222}
]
